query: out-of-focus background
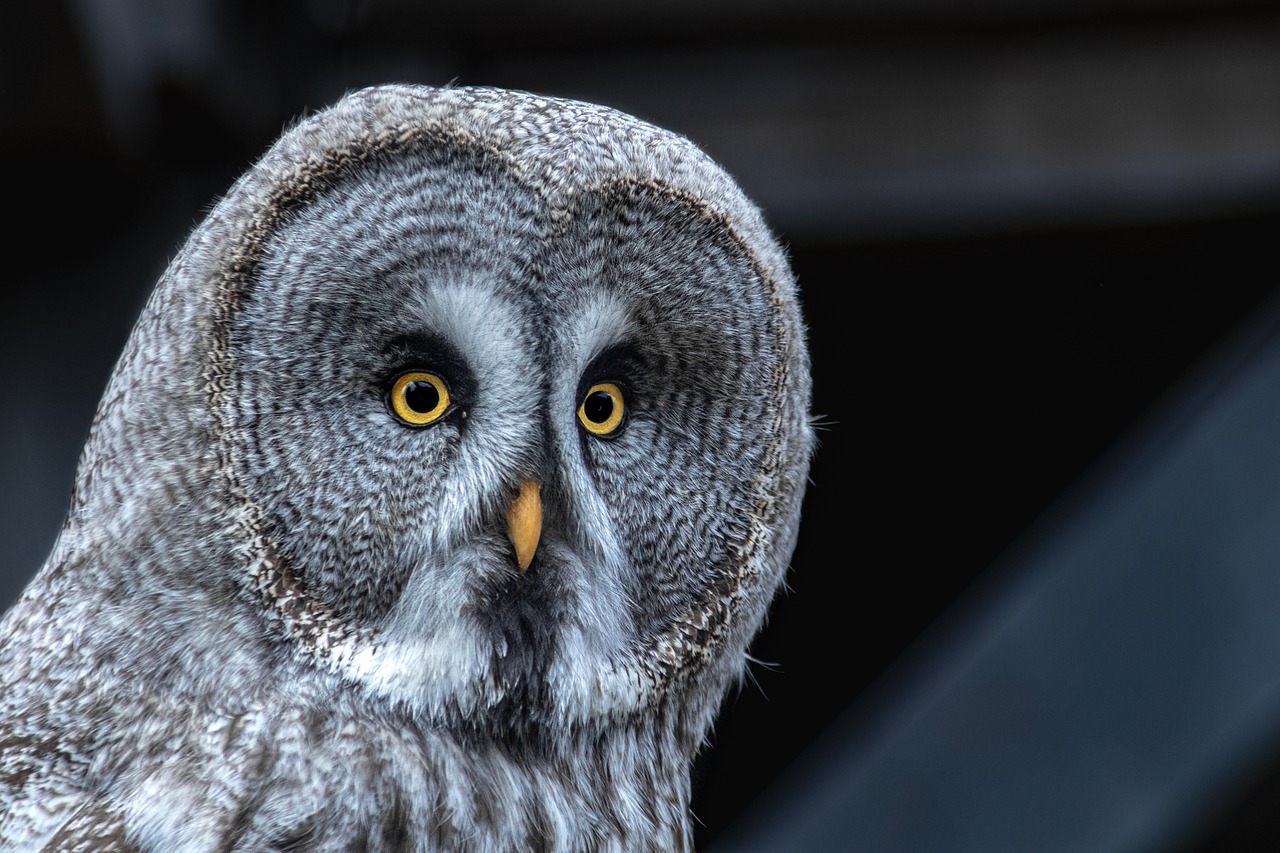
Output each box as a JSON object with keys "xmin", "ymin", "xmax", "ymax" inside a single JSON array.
[{"xmin": 5, "ymin": 2, "xmax": 1280, "ymax": 849}]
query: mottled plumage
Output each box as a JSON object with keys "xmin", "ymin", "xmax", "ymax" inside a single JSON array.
[{"xmin": 0, "ymin": 85, "xmax": 812, "ymax": 851}]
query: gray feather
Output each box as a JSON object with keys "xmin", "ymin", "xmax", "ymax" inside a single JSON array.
[{"xmin": 0, "ymin": 84, "xmax": 812, "ymax": 852}]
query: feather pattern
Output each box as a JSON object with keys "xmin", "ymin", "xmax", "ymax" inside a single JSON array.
[{"xmin": 0, "ymin": 85, "xmax": 812, "ymax": 851}]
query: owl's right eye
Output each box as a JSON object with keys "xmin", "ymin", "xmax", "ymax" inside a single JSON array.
[{"xmin": 387, "ymin": 371, "xmax": 451, "ymax": 427}]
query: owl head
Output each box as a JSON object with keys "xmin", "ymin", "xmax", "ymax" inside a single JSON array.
[{"xmin": 54, "ymin": 85, "xmax": 812, "ymax": 751}]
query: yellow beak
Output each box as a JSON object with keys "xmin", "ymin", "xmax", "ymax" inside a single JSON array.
[{"xmin": 507, "ymin": 482, "xmax": 542, "ymax": 572}]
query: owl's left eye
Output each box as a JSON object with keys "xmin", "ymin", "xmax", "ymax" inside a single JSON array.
[
  {"xmin": 387, "ymin": 371, "xmax": 451, "ymax": 427},
  {"xmin": 578, "ymin": 382, "xmax": 626, "ymax": 437}
]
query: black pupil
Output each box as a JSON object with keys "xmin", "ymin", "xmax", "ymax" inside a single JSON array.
[
  {"xmin": 584, "ymin": 390, "xmax": 615, "ymax": 424},
  {"xmin": 404, "ymin": 380, "xmax": 440, "ymax": 414}
]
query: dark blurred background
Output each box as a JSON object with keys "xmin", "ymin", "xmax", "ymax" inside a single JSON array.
[{"xmin": 5, "ymin": 2, "xmax": 1280, "ymax": 850}]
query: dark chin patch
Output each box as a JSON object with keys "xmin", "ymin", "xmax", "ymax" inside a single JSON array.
[{"xmin": 458, "ymin": 567, "xmax": 562, "ymax": 745}]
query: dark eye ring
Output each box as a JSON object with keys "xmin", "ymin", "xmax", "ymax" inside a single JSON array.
[{"xmin": 387, "ymin": 371, "xmax": 451, "ymax": 427}]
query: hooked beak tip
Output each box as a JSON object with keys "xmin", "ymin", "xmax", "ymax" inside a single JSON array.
[{"xmin": 508, "ymin": 482, "xmax": 542, "ymax": 572}]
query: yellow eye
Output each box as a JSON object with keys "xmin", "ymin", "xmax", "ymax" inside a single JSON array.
[
  {"xmin": 578, "ymin": 382, "xmax": 626, "ymax": 436},
  {"xmin": 388, "ymin": 371, "xmax": 451, "ymax": 427}
]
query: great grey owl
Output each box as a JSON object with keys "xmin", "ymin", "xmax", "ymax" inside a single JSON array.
[{"xmin": 0, "ymin": 84, "xmax": 812, "ymax": 851}]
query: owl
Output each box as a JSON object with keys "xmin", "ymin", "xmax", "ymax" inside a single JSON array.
[{"xmin": 0, "ymin": 85, "xmax": 812, "ymax": 851}]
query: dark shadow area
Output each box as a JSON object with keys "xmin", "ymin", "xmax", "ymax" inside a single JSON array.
[{"xmin": 695, "ymin": 220, "xmax": 1280, "ymax": 846}]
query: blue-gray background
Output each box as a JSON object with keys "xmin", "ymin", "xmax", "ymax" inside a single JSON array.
[{"xmin": 5, "ymin": 2, "xmax": 1280, "ymax": 849}]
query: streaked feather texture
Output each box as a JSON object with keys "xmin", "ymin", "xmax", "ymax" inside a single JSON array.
[{"xmin": 0, "ymin": 84, "xmax": 812, "ymax": 852}]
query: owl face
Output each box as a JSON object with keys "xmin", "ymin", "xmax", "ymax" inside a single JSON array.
[{"xmin": 227, "ymin": 140, "xmax": 786, "ymax": 727}]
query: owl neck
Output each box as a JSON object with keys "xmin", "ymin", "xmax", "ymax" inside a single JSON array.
[
  {"xmin": 310, "ymin": 671, "xmax": 707, "ymax": 851},
  {"xmin": 448, "ymin": 711, "xmax": 699, "ymax": 849},
  {"xmin": 402, "ymin": 656, "xmax": 720, "ymax": 849}
]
